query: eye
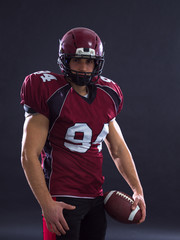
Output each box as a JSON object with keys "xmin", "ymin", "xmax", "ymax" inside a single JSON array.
[
  {"xmin": 86, "ymin": 59, "xmax": 94, "ymax": 64},
  {"xmin": 72, "ymin": 58, "xmax": 79, "ymax": 62}
]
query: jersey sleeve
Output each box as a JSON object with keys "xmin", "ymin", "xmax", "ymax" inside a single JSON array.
[
  {"xmin": 20, "ymin": 73, "xmax": 49, "ymax": 118},
  {"xmin": 114, "ymin": 82, "xmax": 123, "ymax": 115},
  {"xmin": 111, "ymin": 81, "xmax": 123, "ymax": 115},
  {"xmin": 98, "ymin": 76, "xmax": 124, "ymax": 116}
]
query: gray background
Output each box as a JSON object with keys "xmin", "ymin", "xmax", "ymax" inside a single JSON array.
[{"xmin": 0, "ymin": 0, "xmax": 180, "ymax": 239}]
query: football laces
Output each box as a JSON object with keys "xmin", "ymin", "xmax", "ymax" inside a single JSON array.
[{"xmin": 116, "ymin": 191, "xmax": 134, "ymax": 204}]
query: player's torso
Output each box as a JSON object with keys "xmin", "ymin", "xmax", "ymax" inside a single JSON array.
[
  {"xmin": 30, "ymin": 71, "xmax": 121, "ymax": 197},
  {"xmin": 48, "ymin": 85, "xmax": 116, "ymax": 155}
]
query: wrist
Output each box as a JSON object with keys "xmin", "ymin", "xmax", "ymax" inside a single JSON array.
[
  {"xmin": 132, "ymin": 186, "xmax": 144, "ymax": 197},
  {"xmin": 39, "ymin": 194, "xmax": 54, "ymax": 210}
]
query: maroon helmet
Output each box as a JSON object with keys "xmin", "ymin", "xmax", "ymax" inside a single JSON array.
[{"xmin": 57, "ymin": 27, "xmax": 105, "ymax": 86}]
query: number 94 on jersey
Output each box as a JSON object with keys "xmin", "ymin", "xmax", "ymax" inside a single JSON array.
[{"xmin": 64, "ymin": 123, "xmax": 109, "ymax": 153}]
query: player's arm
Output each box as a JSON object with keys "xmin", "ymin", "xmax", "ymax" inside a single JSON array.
[
  {"xmin": 21, "ymin": 113, "xmax": 75, "ymax": 235},
  {"xmin": 104, "ymin": 119, "xmax": 146, "ymax": 223}
]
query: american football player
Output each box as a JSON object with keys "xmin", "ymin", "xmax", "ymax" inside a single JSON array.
[{"xmin": 20, "ymin": 27, "xmax": 146, "ymax": 240}]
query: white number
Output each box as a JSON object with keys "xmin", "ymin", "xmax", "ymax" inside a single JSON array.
[
  {"xmin": 40, "ymin": 74, "xmax": 57, "ymax": 82},
  {"xmin": 33, "ymin": 71, "xmax": 57, "ymax": 82},
  {"xmin": 64, "ymin": 123, "xmax": 109, "ymax": 153},
  {"xmin": 64, "ymin": 123, "xmax": 92, "ymax": 153},
  {"xmin": 93, "ymin": 123, "xmax": 109, "ymax": 152},
  {"xmin": 101, "ymin": 76, "xmax": 115, "ymax": 84}
]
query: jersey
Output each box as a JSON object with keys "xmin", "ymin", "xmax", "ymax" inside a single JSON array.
[{"xmin": 20, "ymin": 71, "xmax": 123, "ymax": 198}]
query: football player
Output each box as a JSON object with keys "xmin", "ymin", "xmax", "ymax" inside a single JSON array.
[{"xmin": 20, "ymin": 27, "xmax": 146, "ymax": 240}]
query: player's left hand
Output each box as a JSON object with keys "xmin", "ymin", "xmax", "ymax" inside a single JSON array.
[{"xmin": 132, "ymin": 192, "xmax": 146, "ymax": 223}]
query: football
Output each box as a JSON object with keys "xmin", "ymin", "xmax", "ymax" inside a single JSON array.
[{"xmin": 104, "ymin": 190, "xmax": 142, "ymax": 224}]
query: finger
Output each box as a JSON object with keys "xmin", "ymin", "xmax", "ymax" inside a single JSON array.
[
  {"xmin": 55, "ymin": 220, "xmax": 67, "ymax": 235},
  {"xmin": 62, "ymin": 202, "xmax": 76, "ymax": 210},
  {"xmin": 139, "ymin": 206, "xmax": 146, "ymax": 223},
  {"xmin": 54, "ymin": 202, "xmax": 76, "ymax": 232},
  {"xmin": 131, "ymin": 198, "xmax": 138, "ymax": 210},
  {"xmin": 46, "ymin": 222, "xmax": 53, "ymax": 233},
  {"xmin": 58, "ymin": 203, "xmax": 76, "ymax": 231},
  {"xmin": 50, "ymin": 222, "xmax": 62, "ymax": 236},
  {"xmin": 136, "ymin": 200, "xmax": 146, "ymax": 223},
  {"xmin": 58, "ymin": 212, "xmax": 70, "ymax": 231},
  {"xmin": 46, "ymin": 222, "xmax": 61, "ymax": 236}
]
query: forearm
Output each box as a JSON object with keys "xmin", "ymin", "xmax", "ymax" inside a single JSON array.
[
  {"xmin": 21, "ymin": 114, "xmax": 52, "ymax": 209},
  {"xmin": 105, "ymin": 120, "xmax": 143, "ymax": 195},
  {"xmin": 21, "ymin": 153, "xmax": 53, "ymax": 209},
  {"xmin": 105, "ymin": 120, "xmax": 146, "ymax": 222},
  {"xmin": 112, "ymin": 147, "xmax": 143, "ymax": 195}
]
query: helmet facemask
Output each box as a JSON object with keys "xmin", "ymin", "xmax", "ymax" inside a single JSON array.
[{"xmin": 58, "ymin": 53, "xmax": 104, "ymax": 86}]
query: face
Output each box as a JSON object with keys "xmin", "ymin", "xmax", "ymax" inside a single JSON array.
[{"xmin": 69, "ymin": 58, "xmax": 95, "ymax": 75}]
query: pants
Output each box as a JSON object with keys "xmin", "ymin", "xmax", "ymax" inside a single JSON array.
[{"xmin": 43, "ymin": 196, "xmax": 107, "ymax": 240}]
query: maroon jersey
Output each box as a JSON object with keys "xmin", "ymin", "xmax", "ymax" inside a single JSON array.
[{"xmin": 21, "ymin": 71, "xmax": 123, "ymax": 198}]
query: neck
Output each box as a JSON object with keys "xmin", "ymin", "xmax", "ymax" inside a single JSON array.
[{"xmin": 69, "ymin": 81, "xmax": 88, "ymax": 96}]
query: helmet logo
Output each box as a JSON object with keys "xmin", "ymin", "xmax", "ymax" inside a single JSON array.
[{"xmin": 75, "ymin": 48, "xmax": 95, "ymax": 56}]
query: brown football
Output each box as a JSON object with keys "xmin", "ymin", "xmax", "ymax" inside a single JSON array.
[{"xmin": 104, "ymin": 190, "xmax": 142, "ymax": 224}]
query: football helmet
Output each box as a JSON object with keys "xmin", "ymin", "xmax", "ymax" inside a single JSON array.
[{"xmin": 57, "ymin": 27, "xmax": 104, "ymax": 86}]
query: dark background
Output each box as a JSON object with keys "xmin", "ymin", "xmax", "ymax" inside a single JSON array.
[{"xmin": 0, "ymin": 0, "xmax": 180, "ymax": 239}]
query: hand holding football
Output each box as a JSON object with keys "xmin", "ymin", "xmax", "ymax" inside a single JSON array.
[{"xmin": 104, "ymin": 190, "xmax": 142, "ymax": 224}]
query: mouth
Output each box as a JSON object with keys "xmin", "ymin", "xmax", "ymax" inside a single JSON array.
[{"xmin": 71, "ymin": 70, "xmax": 91, "ymax": 76}]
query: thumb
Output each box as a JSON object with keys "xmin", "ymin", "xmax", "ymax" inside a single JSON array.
[
  {"xmin": 131, "ymin": 198, "xmax": 138, "ymax": 210},
  {"xmin": 61, "ymin": 202, "xmax": 76, "ymax": 210}
]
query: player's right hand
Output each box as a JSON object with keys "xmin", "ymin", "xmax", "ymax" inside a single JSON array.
[{"xmin": 42, "ymin": 200, "xmax": 76, "ymax": 236}]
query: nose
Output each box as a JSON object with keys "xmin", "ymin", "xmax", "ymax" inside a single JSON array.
[
  {"xmin": 78, "ymin": 59, "xmax": 88, "ymax": 72},
  {"xmin": 79, "ymin": 62, "xmax": 87, "ymax": 72}
]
